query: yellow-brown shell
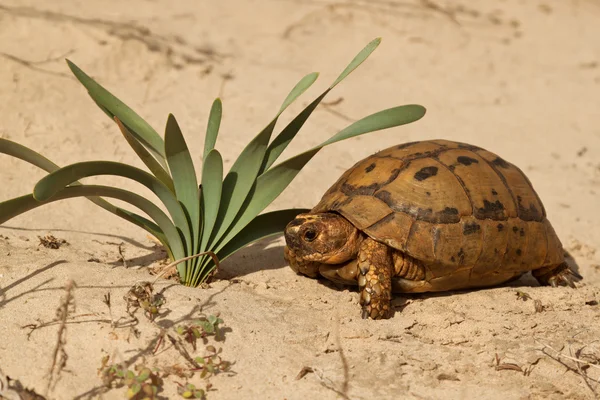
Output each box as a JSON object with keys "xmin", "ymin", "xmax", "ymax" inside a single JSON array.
[{"xmin": 312, "ymin": 140, "xmax": 564, "ymax": 280}]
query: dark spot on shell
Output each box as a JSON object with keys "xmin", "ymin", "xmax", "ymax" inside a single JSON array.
[
  {"xmin": 451, "ymin": 256, "xmax": 456, "ymax": 262},
  {"xmin": 375, "ymin": 192, "xmax": 461, "ymax": 224},
  {"xmin": 341, "ymin": 168, "xmax": 403, "ymax": 196},
  {"xmin": 426, "ymin": 191, "xmax": 431, "ymax": 196},
  {"xmin": 448, "ymin": 165, "xmax": 456, "ymax": 172},
  {"xmin": 512, "ymin": 226, "xmax": 519, "ymax": 233},
  {"xmin": 396, "ymin": 141, "xmax": 418, "ymax": 150},
  {"xmin": 365, "ymin": 163, "xmax": 376, "ymax": 173},
  {"xmin": 497, "ymin": 223, "xmax": 504, "ymax": 232},
  {"xmin": 492, "ymin": 157, "xmax": 510, "ymax": 169},
  {"xmin": 330, "ymin": 198, "xmax": 346, "ymax": 209},
  {"xmin": 516, "ymin": 249, "xmax": 522, "ymax": 256},
  {"xmin": 475, "ymin": 200, "xmax": 506, "ymax": 220},
  {"xmin": 413, "ymin": 152, "xmax": 423, "ymax": 157},
  {"xmin": 491, "ymin": 189, "xmax": 498, "ymax": 196},
  {"xmin": 341, "ymin": 182, "xmax": 380, "ymax": 196},
  {"xmin": 414, "ymin": 166, "xmax": 438, "ymax": 181},
  {"xmin": 373, "ymin": 190, "xmax": 395, "ymax": 206},
  {"xmin": 516, "ymin": 195, "xmax": 543, "ymax": 222},
  {"xmin": 463, "ymin": 222, "xmax": 481, "ymax": 235},
  {"xmin": 416, "ymin": 208, "xmax": 434, "ymax": 221},
  {"xmin": 438, "ymin": 207, "xmax": 460, "ymax": 223},
  {"xmin": 520, "ymin": 228, "xmax": 525, "ymax": 237},
  {"xmin": 457, "ymin": 156, "xmax": 479, "ymax": 166}
]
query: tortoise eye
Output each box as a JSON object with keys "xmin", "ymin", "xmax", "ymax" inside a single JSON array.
[{"xmin": 303, "ymin": 229, "xmax": 317, "ymax": 242}]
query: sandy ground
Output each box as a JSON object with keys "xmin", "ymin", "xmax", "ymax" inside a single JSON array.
[{"xmin": 1, "ymin": 0, "xmax": 600, "ymax": 399}]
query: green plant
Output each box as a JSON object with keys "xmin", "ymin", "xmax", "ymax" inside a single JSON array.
[
  {"xmin": 193, "ymin": 346, "xmax": 231, "ymax": 379},
  {"xmin": 100, "ymin": 360, "xmax": 163, "ymax": 400},
  {"xmin": 177, "ymin": 383, "xmax": 207, "ymax": 399},
  {"xmin": 0, "ymin": 38, "xmax": 426, "ymax": 286},
  {"xmin": 175, "ymin": 314, "xmax": 224, "ymax": 350}
]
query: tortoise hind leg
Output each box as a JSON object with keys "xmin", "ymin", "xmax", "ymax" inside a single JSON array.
[
  {"xmin": 357, "ymin": 238, "xmax": 393, "ymax": 320},
  {"xmin": 532, "ymin": 262, "xmax": 581, "ymax": 288}
]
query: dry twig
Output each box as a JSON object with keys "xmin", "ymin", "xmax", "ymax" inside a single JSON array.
[
  {"xmin": 45, "ymin": 280, "xmax": 76, "ymax": 396},
  {"xmin": 151, "ymin": 251, "xmax": 220, "ymax": 284},
  {"xmin": 535, "ymin": 340, "xmax": 600, "ymax": 371},
  {"xmin": 535, "ymin": 339, "xmax": 600, "ymax": 397}
]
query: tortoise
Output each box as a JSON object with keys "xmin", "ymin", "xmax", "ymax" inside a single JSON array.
[{"xmin": 283, "ymin": 139, "xmax": 580, "ymax": 320}]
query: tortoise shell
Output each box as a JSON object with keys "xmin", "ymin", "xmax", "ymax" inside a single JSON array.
[{"xmin": 311, "ymin": 139, "xmax": 564, "ymax": 284}]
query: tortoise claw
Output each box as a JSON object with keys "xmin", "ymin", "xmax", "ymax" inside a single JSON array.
[
  {"xmin": 552, "ymin": 267, "xmax": 578, "ymax": 288},
  {"xmin": 570, "ymin": 270, "xmax": 584, "ymax": 280},
  {"xmin": 534, "ymin": 262, "xmax": 580, "ymax": 289}
]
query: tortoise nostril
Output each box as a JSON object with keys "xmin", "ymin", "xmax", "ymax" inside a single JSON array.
[{"xmin": 287, "ymin": 218, "xmax": 306, "ymax": 228}]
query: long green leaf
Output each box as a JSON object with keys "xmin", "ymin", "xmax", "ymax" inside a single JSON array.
[
  {"xmin": 208, "ymin": 119, "xmax": 275, "ymax": 246},
  {"xmin": 203, "ymin": 99, "xmax": 222, "ymax": 160},
  {"xmin": 330, "ymin": 37, "xmax": 381, "ymax": 88},
  {"xmin": 278, "ymin": 72, "xmax": 319, "ymax": 113},
  {"xmin": 1, "ymin": 185, "xmax": 185, "ymax": 266},
  {"xmin": 217, "ymin": 208, "xmax": 310, "ymax": 262},
  {"xmin": 32, "ymin": 161, "xmax": 192, "ymax": 256},
  {"xmin": 191, "ymin": 149, "xmax": 223, "ymax": 286},
  {"xmin": 261, "ymin": 38, "xmax": 382, "ymax": 172},
  {"xmin": 199, "ymin": 149, "xmax": 223, "ymax": 253},
  {"xmin": 164, "ymin": 114, "xmax": 200, "ymax": 282},
  {"xmin": 0, "ymin": 139, "xmax": 167, "ymax": 246},
  {"xmin": 0, "ymin": 138, "xmax": 59, "ymax": 172},
  {"xmin": 260, "ymin": 92, "xmax": 328, "ymax": 173},
  {"xmin": 114, "ymin": 117, "xmax": 175, "ymax": 193},
  {"xmin": 66, "ymin": 60, "xmax": 167, "ymax": 166},
  {"xmin": 215, "ymin": 104, "xmax": 426, "ymax": 251},
  {"xmin": 0, "ymin": 193, "xmax": 173, "ymax": 260},
  {"xmin": 209, "ymin": 72, "xmax": 319, "ymax": 246}
]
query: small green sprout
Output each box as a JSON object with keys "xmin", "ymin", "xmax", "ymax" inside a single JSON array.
[
  {"xmin": 124, "ymin": 282, "xmax": 166, "ymax": 322},
  {"xmin": 193, "ymin": 346, "xmax": 231, "ymax": 379},
  {"xmin": 175, "ymin": 314, "xmax": 225, "ymax": 350},
  {"xmin": 515, "ymin": 290, "xmax": 532, "ymax": 301},
  {"xmin": 177, "ymin": 383, "xmax": 206, "ymax": 399},
  {"xmin": 100, "ymin": 359, "xmax": 163, "ymax": 400}
]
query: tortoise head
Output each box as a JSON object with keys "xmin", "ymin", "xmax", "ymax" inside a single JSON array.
[{"xmin": 284, "ymin": 212, "xmax": 362, "ymax": 264}]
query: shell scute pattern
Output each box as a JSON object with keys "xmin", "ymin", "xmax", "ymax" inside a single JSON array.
[
  {"xmin": 475, "ymin": 149, "xmax": 546, "ymax": 221},
  {"xmin": 436, "ymin": 149, "xmax": 516, "ymax": 220},
  {"xmin": 314, "ymin": 140, "xmax": 563, "ymax": 273}
]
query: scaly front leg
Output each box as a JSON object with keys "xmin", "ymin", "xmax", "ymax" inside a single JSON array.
[{"xmin": 357, "ymin": 238, "xmax": 393, "ymax": 319}]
